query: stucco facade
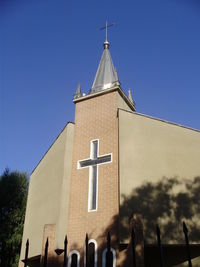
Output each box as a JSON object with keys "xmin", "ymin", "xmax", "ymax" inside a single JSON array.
[
  {"xmin": 19, "ymin": 122, "xmax": 74, "ymax": 262},
  {"xmin": 119, "ymin": 109, "xmax": 200, "ymax": 244},
  {"xmin": 119, "ymin": 109, "xmax": 200, "ymax": 195}
]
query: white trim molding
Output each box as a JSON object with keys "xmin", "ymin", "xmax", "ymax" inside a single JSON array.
[{"xmin": 77, "ymin": 139, "xmax": 112, "ymax": 212}]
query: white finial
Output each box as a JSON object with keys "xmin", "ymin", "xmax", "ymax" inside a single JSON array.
[
  {"xmin": 128, "ymin": 89, "xmax": 134, "ymax": 104},
  {"xmin": 128, "ymin": 89, "xmax": 136, "ymax": 109},
  {"xmin": 74, "ymin": 82, "xmax": 82, "ymax": 99}
]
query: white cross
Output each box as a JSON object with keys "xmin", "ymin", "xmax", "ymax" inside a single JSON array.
[{"xmin": 78, "ymin": 140, "xmax": 112, "ymax": 211}]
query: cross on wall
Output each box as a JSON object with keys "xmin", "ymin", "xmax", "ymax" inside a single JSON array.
[{"xmin": 77, "ymin": 140, "xmax": 112, "ymax": 211}]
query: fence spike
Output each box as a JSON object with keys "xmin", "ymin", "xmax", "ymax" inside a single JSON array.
[
  {"xmin": 156, "ymin": 225, "xmax": 160, "ymax": 237},
  {"xmin": 183, "ymin": 221, "xmax": 192, "ymax": 267},
  {"xmin": 64, "ymin": 235, "xmax": 68, "ymax": 245},
  {"xmin": 156, "ymin": 225, "xmax": 164, "ymax": 267},
  {"xmin": 85, "ymin": 233, "xmax": 88, "ymax": 243},
  {"xmin": 107, "ymin": 232, "xmax": 111, "ymax": 252},
  {"xmin": 43, "ymin": 237, "xmax": 49, "ymax": 267},
  {"xmin": 63, "ymin": 235, "xmax": 68, "ymax": 267},
  {"xmin": 183, "ymin": 221, "xmax": 188, "ymax": 234},
  {"xmin": 131, "ymin": 227, "xmax": 137, "ymax": 267},
  {"xmin": 24, "ymin": 239, "xmax": 29, "ymax": 267},
  {"xmin": 85, "ymin": 233, "xmax": 89, "ymax": 267},
  {"xmin": 26, "ymin": 239, "xmax": 29, "ymax": 247}
]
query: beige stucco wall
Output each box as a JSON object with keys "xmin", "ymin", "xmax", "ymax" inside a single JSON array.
[
  {"xmin": 119, "ymin": 109, "xmax": 200, "ymax": 197},
  {"xmin": 19, "ymin": 122, "xmax": 74, "ymax": 260},
  {"xmin": 119, "ymin": 109, "xmax": 200, "ymax": 244},
  {"xmin": 55, "ymin": 122, "xmax": 74, "ymax": 250}
]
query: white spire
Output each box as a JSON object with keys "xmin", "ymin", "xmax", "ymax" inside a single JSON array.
[
  {"xmin": 90, "ymin": 40, "xmax": 120, "ymax": 93},
  {"xmin": 90, "ymin": 22, "xmax": 119, "ymax": 93}
]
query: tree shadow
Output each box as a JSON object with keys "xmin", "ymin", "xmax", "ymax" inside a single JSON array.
[
  {"xmin": 120, "ymin": 176, "xmax": 200, "ymax": 244},
  {"xmin": 24, "ymin": 176, "xmax": 200, "ymax": 267}
]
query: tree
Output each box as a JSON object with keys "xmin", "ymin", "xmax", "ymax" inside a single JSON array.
[{"xmin": 0, "ymin": 168, "xmax": 29, "ymax": 267}]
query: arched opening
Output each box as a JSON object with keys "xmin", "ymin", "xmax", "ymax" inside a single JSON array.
[
  {"xmin": 106, "ymin": 250, "xmax": 113, "ymax": 267},
  {"xmin": 102, "ymin": 248, "xmax": 116, "ymax": 267},
  {"xmin": 88, "ymin": 242, "xmax": 95, "ymax": 267},
  {"xmin": 68, "ymin": 250, "xmax": 80, "ymax": 267},
  {"xmin": 71, "ymin": 254, "xmax": 77, "ymax": 267},
  {"xmin": 88, "ymin": 239, "xmax": 97, "ymax": 267},
  {"xmin": 87, "ymin": 239, "xmax": 97, "ymax": 267}
]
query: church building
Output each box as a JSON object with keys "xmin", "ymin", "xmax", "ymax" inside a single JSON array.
[{"xmin": 19, "ymin": 33, "xmax": 200, "ymax": 267}]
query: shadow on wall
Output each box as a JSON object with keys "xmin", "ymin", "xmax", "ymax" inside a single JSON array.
[
  {"xmin": 38, "ymin": 217, "xmax": 119, "ymax": 267},
  {"xmin": 120, "ymin": 176, "xmax": 200, "ymax": 244},
  {"xmin": 28, "ymin": 176, "xmax": 200, "ymax": 267},
  {"xmin": 39, "ymin": 216, "xmax": 143, "ymax": 267}
]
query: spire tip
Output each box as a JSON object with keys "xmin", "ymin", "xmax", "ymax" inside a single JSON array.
[{"xmin": 104, "ymin": 40, "xmax": 110, "ymax": 49}]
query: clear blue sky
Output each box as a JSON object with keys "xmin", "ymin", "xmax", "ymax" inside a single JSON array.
[{"xmin": 1, "ymin": 0, "xmax": 200, "ymax": 175}]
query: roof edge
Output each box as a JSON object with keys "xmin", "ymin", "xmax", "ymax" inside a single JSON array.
[
  {"xmin": 31, "ymin": 121, "xmax": 75, "ymax": 175},
  {"xmin": 118, "ymin": 108, "xmax": 200, "ymax": 133},
  {"xmin": 74, "ymin": 85, "xmax": 136, "ymax": 112}
]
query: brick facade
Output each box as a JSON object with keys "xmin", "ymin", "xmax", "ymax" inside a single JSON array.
[{"xmin": 67, "ymin": 90, "xmax": 119, "ymax": 265}]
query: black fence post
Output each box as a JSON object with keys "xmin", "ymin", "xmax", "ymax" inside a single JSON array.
[
  {"xmin": 183, "ymin": 221, "xmax": 192, "ymax": 267},
  {"xmin": 131, "ymin": 226, "xmax": 137, "ymax": 267},
  {"xmin": 24, "ymin": 239, "xmax": 29, "ymax": 267},
  {"xmin": 106, "ymin": 232, "xmax": 111, "ymax": 267},
  {"xmin": 63, "ymin": 235, "xmax": 68, "ymax": 267},
  {"xmin": 43, "ymin": 238, "xmax": 49, "ymax": 267},
  {"xmin": 156, "ymin": 225, "xmax": 164, "ymax": 267},
  {"xmin": 85, "ymin": 233, "xmax": 89, "ymax": 267}
]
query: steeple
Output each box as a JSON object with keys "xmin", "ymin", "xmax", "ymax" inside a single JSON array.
[
  {"xmin": 72, "ymin": 26, "xmax": 136, "ymax": 112},
  {"xmin": 90, "ymin": 23, "xmax": 120, "ymax": 94}
]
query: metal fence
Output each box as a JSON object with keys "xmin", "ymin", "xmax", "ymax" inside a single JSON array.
[{"xmin": 23, "ymin": 221, "xmax": 193, "ymax": 267}]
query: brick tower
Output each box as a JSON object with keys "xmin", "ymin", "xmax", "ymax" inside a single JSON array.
[{"xmin": 67, "ymin": 38, "xmax": 135, "ymax": 267}]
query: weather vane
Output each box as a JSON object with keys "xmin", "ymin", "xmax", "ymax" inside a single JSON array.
[{"xmin": 100, "ymin": 21, "xmax": 115, "ymax": 42}]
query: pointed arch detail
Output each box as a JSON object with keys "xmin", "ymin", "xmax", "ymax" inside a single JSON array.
[
  {"xmin": 84, "ymin": 239, "xmax": 98, "ymax": 267},
  {"xmin": 68, "ymin": 250, "xmax": 80, "ymax": 267},
  {"xmin": 88, "ymin": 239, "xmax": 98, "ymax": 267},
  {"xmin": 102, "ymin": 248, "xmax": 116, "ymax": 267}
]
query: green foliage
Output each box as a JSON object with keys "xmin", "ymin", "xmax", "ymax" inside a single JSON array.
[{"xmin": 0, "ymin": 168, "xmax": 29, "ymax": 267}]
